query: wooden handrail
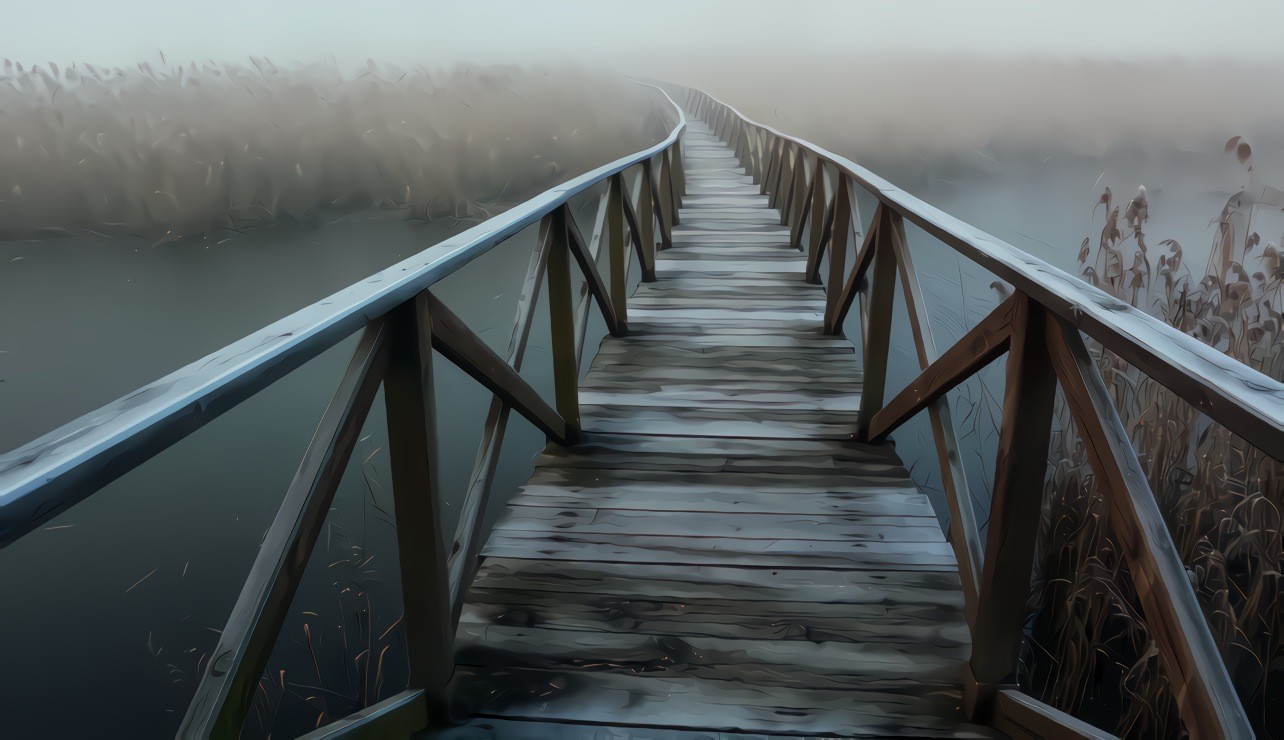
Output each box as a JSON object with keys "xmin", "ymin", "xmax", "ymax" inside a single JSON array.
[
  {"xmin": 0, "ymin": 82, "xmax": 683, "ymax": 739},
  {"xmin": 686, "ymin": 86, "xmax": 1261, "ymax": 739},
  {"xmin": 684, "ymin": 87, "xmax": 1284, "ymax": 462},
  {"xmin": 0, "ymin": 82, "xmax": 685, "ymax": 549}
]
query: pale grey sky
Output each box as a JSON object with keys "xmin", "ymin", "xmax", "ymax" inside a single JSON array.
[{"xmin": 4, "ymin": 0, "xmax": 1282, "ymax": 69}]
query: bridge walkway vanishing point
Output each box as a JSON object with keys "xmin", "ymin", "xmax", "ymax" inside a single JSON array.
[
  {"xmin": 441, "ymin": 119, "xmax": 992, "ymax": 738},
  {"xmin": 8, "ymin": 83, "xmax": 1273, "ymax": 739}
]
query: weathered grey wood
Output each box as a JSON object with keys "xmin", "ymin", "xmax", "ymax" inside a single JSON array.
[
  {"xmin": 607, "ymin": 173, "xmax": 627, "ymax": 326},
  {"xmin": 853, "ymin": 220, "xmax": 899, "ymax": 436},
  {"xmin": 426, "ymin": 294, "xmax": 569, "ymax": 445},
  {"xmin": 383, "ymin": 294, "xmax": 453, "ymax": 721},
  {"xmin": 546, "ymin": 209, "xmax": 580, "ymax": 433},
  {"xmin": 868, "ymin": 294, "xmax": 1016, "ymax": 442},
  {"xmin": 482, "ymin": 529, "xmax": 958, "ymax": 571},
  {"xmin": 829, "ymin": 201, "xmax": 883, "ymax": 335},
  {"xmin": 455, "ymin": 623, "xmax": 968, "ymax": 687},
  {"xmin": 969, "ymin": 295, "xmax": 1057, "ymax": 712},
  {"xmin": 447, "ymin": 218, "xmax": 552, "ymax": 622},
  {"xmin": 422, "ymin": 717, "xmax": 830, "ymax": 740},
  {"xmin": 451, "ymin": 115, "xmax": 980, "ymax": 740},
  {"xmin": 1046, "ymin": 316, "xmax": 1252, "ymax": 738},
  {"xmin": 620, "ymin": 170, "xmax": 656, "ymax": 282},
  {"xmin": 992, "ymin": 690, "xmax": 1117, "ymax": 740},
  {"xmin": 887, "ymin": 229, "xmax": 985, "ymax": 620},
  {"xmin": 302, "ymin": 690, "xmax": 427, "ymax": 739},
  {"xmin": 178, "ymin": 321, "xmax": 389, "ymax": 739},
  {"xmin": 689, "ymin": 87, "xmax": 1284, "ymax": 461},
  {"xmin": 451, "ymin": 668, "xmax": 997, "ymax": 738},
  {"xmin": 563, "ymin": 203, "xmax": 625, "ymax": 337},
  {"xmin": 495, "ymin": 505, "xmax": 941, "ymax": 542},
  {"xmin": 460, "ymin": 591, "xmax": 965, "ymax": 646}
]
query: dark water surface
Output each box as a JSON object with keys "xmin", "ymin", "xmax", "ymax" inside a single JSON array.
[{"xmin": 0, "ymin": 197, "xmax": 614, "ymax": 737}]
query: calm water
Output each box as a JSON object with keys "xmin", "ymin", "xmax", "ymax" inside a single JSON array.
[{"xmin": 0, "ymin": 196, "xmax": 614, "ymax": 737}]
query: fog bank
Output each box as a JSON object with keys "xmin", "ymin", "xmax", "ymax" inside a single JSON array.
[{"xmin": 0, "ymin": 62, "xmax": 663, "ymax": 239}]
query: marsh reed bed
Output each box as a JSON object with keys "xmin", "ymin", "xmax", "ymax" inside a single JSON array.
[{"xmin": 1022, "ymin": 143, "xmax": 1284, "ymax": 738}]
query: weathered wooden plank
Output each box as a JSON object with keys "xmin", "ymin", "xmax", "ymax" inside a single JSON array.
[
  {"xmin": 480, "ymin": 530, "xmax": 958, "ymax": 571},
  {"xmin": 472, "ymin": 558, "xmax": 964, "ymax": 607},
  {"xmin": 578, "ymin": 387, "xmax": 859, "ymax": 412},
  {"xmin": 535, "ymin": 432, "xmax": 903, "ymax": 474},
  {"xmin": 495, "ymin": 506, "xmax": 943, "ymax": 542},
  {"xmin": 451, "ymin": 668, "xmax": 995, "ymax": 738},
  {"xmin": 423, "ymin": 717, "xmax": 816, "ymax": 740},
  {"xmin": 460, "ymin": 592, "xmax": 966, "ymax": 646},
  {"xmin": 455, "ymin": 623, "xmax": 968, "ymax": 687},
  {"xmin": 579, "ymin": 404, "xmax": 858, "ymax": 439}
]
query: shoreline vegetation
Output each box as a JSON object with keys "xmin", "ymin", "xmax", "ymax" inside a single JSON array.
[
  {"xmin": 0, "ymin": 60, "xmax": 664, "ymax": 241},
  {"xmin": 1025, "ymin": 141, "xmax": 1283, "ymax": 738}
]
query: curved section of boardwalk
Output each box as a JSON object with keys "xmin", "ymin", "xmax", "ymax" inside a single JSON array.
[{"xmin": 442, "ymin": 121, "xmax": 990, "ymax": 738}]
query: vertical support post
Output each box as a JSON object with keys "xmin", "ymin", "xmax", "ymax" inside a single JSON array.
[
  {"xmin": 659, "ymin": 153, "xmax": 677, "ymax": 237},
  {"xmin": 382, "ymin": 292, "xmax": 452, "ymax": 723},
  {"xmin": 761, "ymin": 136, "xmax": 776, "ymax": 195},
  {"xmin": 607, "ymin": 173, "xmax": 627, "ymax": 326},
  {"xmin": 547, "ymin": 208, "xmax": 581, "ymax": 433},
  {"xmin": 823, "ymin": 176, "xmax": 854, "ymax": 334},
  {"xmin": 766, "ymin": 139, "xmax": 785, "ymax": 203},
  {"xmin": 639, "ymin": 162, "xmax": 659, "ymax": 265},
  {"xmin": 782, "ymin": 149, "xmax": 806, "ymax": 226},
  {"xmin": 853, "ymin": 209, "xmax": 899, "ymax": 437},
  {"xmin": 790, "ymin": 155, "xmax": 816, "ymax": 250},
  {"xmin": 667, "ymin": 144, "xmax": 683, "ymax": 220},
  {"xmin": 672, "ymin": 135, "xmax": 686, "ymax": 200},
  {"xmin": 808, "ymin": 162, "xmax": 827, "ymax": 264},
  {"xmin": 966, "ymin": 294, "xmax": 1057, "ymax": 720}
]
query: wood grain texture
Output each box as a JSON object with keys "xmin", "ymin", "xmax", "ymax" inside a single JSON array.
[{"xmin": 453, "ymin": 119, "xmax": 982, "ymax": 738}]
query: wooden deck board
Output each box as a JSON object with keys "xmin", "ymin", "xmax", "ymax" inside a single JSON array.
[{"xmin": 451, "ymin": 118, "xmax": 982, "ymax": 738}]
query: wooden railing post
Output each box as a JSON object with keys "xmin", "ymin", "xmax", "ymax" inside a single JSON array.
[
  {"xmin": 822, "ymin": 177, "xmax": 855, "ymax": 335},
  {"xmin": 966, "ymin": 294, "xmax": 1057, "ymax": 720},
  {"xmin": 789, "ymin": 155, "xmax": 815, "ymax": 248},
  {"xmin": 658, "ymin": 153, "xmax": 677, "ymax": 237},
  {"xmin": 766, "ymin": 139, "xmax": 786, "ymax": 204},
  {"xmin": 638, "ymin": 163, "xmax": 659, "ymax": 266},
  {"xmin": 782, "ymin": 148, "xmax": 806, "ymax": 227},
  {"xmin": 547, "ymin": 208, "xmax": 581, "ymax": 434},
  {"xmin": 853, "ymin": 209, "xmax": 898, "ymax": 437},
  {"xmin": 607, "ymin": 173, "xmax": 628, "ymax": 326},
  {"xmin": 383, "ymin": 292, "xmax": 454, "ymax": 724},
  {"xmin": 806, "ymin": 162, "xmax": 827, "ymax": 262},
  {"xmin": 668, "ymin": 141, "xmax": 685, "ymax": 213}
]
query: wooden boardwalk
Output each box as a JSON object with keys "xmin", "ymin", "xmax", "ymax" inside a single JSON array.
[{"xmin": 438, "ymin": 120, "xmax": 989, "ymax": 738}]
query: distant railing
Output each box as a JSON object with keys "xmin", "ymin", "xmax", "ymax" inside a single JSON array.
[
  {"xmin": 0, "ymin": 83, "xmax": 685, "ymax": 738},
  {"xmin": 685, "ymin": 86, "xmax": 1278, "ymax": 739}
]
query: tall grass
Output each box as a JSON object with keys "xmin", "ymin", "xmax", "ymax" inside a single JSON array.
[
  {"xmin": 1022, "ymin": 141, "xmax": 1284, "ymax": 738},
  {"xmin": 0, "ymin": 59, "xmax": 662, "ymax": 240}
]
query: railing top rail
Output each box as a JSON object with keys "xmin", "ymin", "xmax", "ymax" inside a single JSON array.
[
  {"xmin": 0, "ymin": 83, "xmax": 685, "ymax": 547},
  {"xmin": 691, "ymin": 87, "xmax": 1284, "ymax": 459}
]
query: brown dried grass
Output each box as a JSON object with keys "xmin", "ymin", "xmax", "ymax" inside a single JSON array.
[{"xmin": 1023, "ymin": 141, "xmax": 1284, "ymax": 738}]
